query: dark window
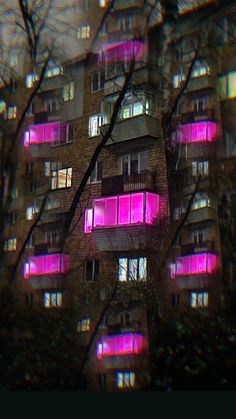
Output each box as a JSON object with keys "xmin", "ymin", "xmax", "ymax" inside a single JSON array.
[
  {"xmin": 172, "ymin": 294, "xmax": 180, "ymax": 307},
  {"xmin": 25, "ymin": 161, "xmax": 33, "ymax": 175},
  {"xmin": 85, "ymin": 260, "xmax": 100, "ymax": 281},
  {"xmin": 25, "ymin": 294, "xmax": 34, "ymax": 307}
]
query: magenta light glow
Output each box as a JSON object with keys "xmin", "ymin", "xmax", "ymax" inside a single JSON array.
[
  {"xmin": 84, "ymin": 192, "xmax": 159, "ymax": 232},
  {"xmin": 177, "ymin": 121, "xmax": 217, "ymax": 143},
  {"xmin": 24, "ymin": 122, "xmax": 68, "ymax": 146},
  {"xmin": 172, "ymin": 253, "xmax": 217, "ymax": 278},
  {"xmin": 99, "ymin": 41, "xmax": 146, "ymax": 63},
  {"xmin": 24, "ymin": 253, "xmax": 69, "ymax": 278},
  {"xmin": 97, "ymin": 333, "xmax": 147, "ymax": 359}
]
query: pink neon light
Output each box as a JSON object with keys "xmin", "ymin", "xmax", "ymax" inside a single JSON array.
[
  {"xmin": 84, "ymin": 192, "xmax": 160, "ymax": 232},
  {"xmin": 24, "ymin": 122, "xmax": 68, "ymax": 146},
  {"xmin": 24, "ymin": 253, "xmax": 69, "ymax": 278},
  {"xmin": 97, "ymin": 333, "xmax": 147, "ymax": 359},
  {"xmin": 177, "ymin": 121, "xmax": 217, "ymax": 143},
  {"xmin": 173, "ymin": 253, "xmax": 217, "ymax": 277},
  {"xmin": 84, "ymin": 208, "xmax": 93, "ymax": 233},
  {"xmin": 99, "ymin": 41, "xmax": 146, "ymax": 63}
]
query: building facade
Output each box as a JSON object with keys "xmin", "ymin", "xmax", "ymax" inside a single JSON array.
[{"xmin": 1, "ymin": 0, "xmax": 236, "ymax": 390}]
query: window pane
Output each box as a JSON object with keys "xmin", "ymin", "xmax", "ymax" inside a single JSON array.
[
  {"xmin": 118, "ymin": 195, "xmax": 130, "ymax": 224},
  {"xmin": 104, "ymin": 197, "xmax": 117, "ymax": 225},
  {"xmin": 118, "ymin": 258, "xmax": 128, "ymax": 281},
  {"xmin": 129, "ymin": 259, "xmax": 138, "ymax": 280},
  {"xmin": 139, "ymin": 258, "xmax": 147, "ymax": 280},
  {"xmin": 131, "ymin": 193, "xmax": 144, "ymax": 223},
  {"xmin": 94, "ymin": 199, "xmax": 105, "ymax": 226},
  {"xmin": 228, "ymin": 71, "xmax": 236, "ymax": 98}
]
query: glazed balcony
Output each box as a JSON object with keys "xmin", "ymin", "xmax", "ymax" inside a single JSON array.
[
  {"xmin": 171, "ymin": 252, "xmax": 218, "ymax": 289},
  {"xmin": 185, "ymin": 206, "xmax": 216, "ymax": 224},
  {"xmin": 97, "ymin": 332, "xmax": 148, "ymax": 368},
  {"xmin": 101, "ymin": 171, "xmax": 156, "ymax": 196},
  {"xmin": 24, "ymin": 121, "xmax": 68, "ymax": 157},
  {"xmin": 176, "ymin": 121, "xmax": 218, "ymax": 144},
  {"xmin": 24, "ymin": 253, "xmax": 69, "ymax": 288},
  {"xmin": 84, "ymin": 191, "xmax": 160, "ymax": 251}
]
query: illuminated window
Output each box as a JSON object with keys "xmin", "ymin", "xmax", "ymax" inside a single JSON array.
[
  {"xmin": 218, "ymin": 71, "xmax": 236, "ymax": 99},
  {"xmin": 4, "ymin": 237, "xmax": 17, "ymax": 252},
  {"xmin": 192, "ymin": 61, "xmax": 210, "ymax": 78},
  {"xmin": 119, "ymin": 93, "xmax": 152, "ymax": 120},
  {"xmin": 50, "ymin": 167, "xmax": 72, "ymax": 189},
  {"xmin": 44, "ymin": 97, "xmax": 59, "ymax": 113},
  {"xmin": 85, "ymin": 260, "xmax": 99, "ymax": 281},
  {"xmin": 26, "ymin": 205, "xmax": 38, "ymax": 220},
  {"xmin": 117, "ymin": 372, "xmax": 135, "ymax": 389},
  {"xmin": 192, "ymin": 161, "xmax": 208, "ymax": 178},
  {"xmin": 191, "ymin": 292, "xmax": 208, "ymax": 308},
  {"xmin": 88, "ymin": 114, "xmax": 102, "ymax": 137},
  {"xmin": 121, "ymin": 151, "xmax": 148, "ymax": 175},
  {"xmin": 44, "ymin": 292, "xmax": 62, "ymax": 308},
  {"xmin": 78, "ymin": 24, "xmax": 90, "ymax": 39},
  {"xmin": 77, "ymin": 318, "xmax": 90, "ymax": 332},
  {"xmin": 26, "ymin": 73, "xmax": 38, "ymax": 88},
  {"xmin": 4, "ymin": 106, "xmax": 17, "ymax": 120},
  {"xmin": 45, "ymin": 66, "xmax": 63, "ymax": 78},
  {"xmin": 63, "ymin": 82, "xmax": 74, "ymax": 101},
  {"xmin": 173, "ymin": 73, "xmax": 185, "ymax": 88},
  {"xmin": 89, "ymin": 161, "xmax": 103, "ymax": 183},
  {"xmin": 0, "ymin": 100, "xmax": 6, "ymax": 113},
  {"xmin": 192, "ymin": 192, "xmax": 210, "ymax": 210},
  {"xmin": 91, "ymin": 70, "xmax": 105, "ymax": 92},
  {"xmin": 118, "ymin": 257, "xmax": 147, "ymax": 281},
  {"xmin": 99, "ymin": 0, "xmax": 107, "ymax": 6}
]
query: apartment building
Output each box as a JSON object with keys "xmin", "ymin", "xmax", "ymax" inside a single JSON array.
[{"xmin": 1, "ymin": 0, "xmax": 236, "ymax": 390}]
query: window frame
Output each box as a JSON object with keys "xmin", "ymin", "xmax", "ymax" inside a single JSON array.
[
  {"xmin": 50, "ymin": 167, "xmax": 72, "ymax": 190},
  {"xmin": 191, "ymin": 291, "xmax": 208, "ymax": 309},
  {"xmin": 85, "ymin": 259, "xmax": 100, "ymax": 282},
  {"xmin": 117, "ymin": 371, "xmax": 135, "ymax": 389},
  {"xmin": 44, "ymin": 292, "xmax": 62, "ymax": 308},
  {"xmin": 118, "ymin": 257, "xmax": 147, "ymax": 282}
]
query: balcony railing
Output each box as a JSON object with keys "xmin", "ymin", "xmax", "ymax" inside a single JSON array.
[
  {"xmin": 101, "ymin": 171, "xmax": 156, "ymax": 196},
  {"xmin": 24, "ymin": 253, "xmax": 69, "ymax": 279},
  {"xmin": 97, "ymin": 333, "xmax": 147, "ymax": 359}
]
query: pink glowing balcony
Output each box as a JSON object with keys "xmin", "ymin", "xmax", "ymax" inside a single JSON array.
[
  {"xmin": 99, "ymin": 41, "xmax": 146, "ymax": 63},
  {"xmin": 24, "ymin": 253, "xmax": 69, "ymax": 279},
  {"xmin": 24, "ymin": 122, "xmax": 68, "ymax": 146},
  {"xmin": 171, "ymin": 253, "xmax": 217, "ymax": 278},
  {"xmin": 176, "ymin": 121, "xmax": 217, "ymax": 143},
  {"xmin": 84, "ymin": 192, "xmax": 159, "ymax": 233},
  {"xmin": 97, "ymin": 333, "xmax": 147, "ymax": 359}
]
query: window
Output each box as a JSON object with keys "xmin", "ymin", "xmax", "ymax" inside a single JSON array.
[
  {"xmin": 77, "ymin": 318, "xmax": 90, "ymax": 332},
  {"xmin": 218, "ymin": 71, "xmax": 236, "ymax": 100},
  {"xmin": 118, "ymin": 257, "xmax": 147, "ymax": 281},
  {"xmin": 45, "ymin": 66, "xmax": 63, "ymax": 79},
  {"xmin": 173, "ymin": 73, "xmax": 185, "ymax": 88},
  {"xmin": 191, "ymin": 161, "xmax": 208, "ymax": 177},
  {"xmin": 89, "ymin": 161, "xmax": 103, "ymax": 183},
  {"xmin": 99, "ymin": 21, "xmax": 109, "ymax": 36},
  {"xmin": 78, "ymin": 24, "xmax": 90, "ymax": 39},
  {"xmin": 119, "ymin": 93, "xmax": 152, "ymax": 120},
  {"xmin": 88, "ymin": 114, "xmax": 102, "ymax": 137},
  {"xmin": 25, "ymin": 161, "xmax": 33, "ymax": 176},
  {"xmin": 44, "ymin": 97, "xmax": 59, "ymax": 113},
  {"xmin": 26, "ymin": 73, "xmax": 38, "ymax": 88},
  {"xmin": 46, "ymin": 230, "xmax": 60, "ymax": 246},
  {"xmin": 192, "ymin": 229, "xmax": 208, "ymax": 244},
  {"xmin": 25, "ymin": 294, "xmax": 34, "ymax": 307},
  {"xmin": 172, "ymin": 294, "xmax": 181, "ymax": 307},
  {"xmin": 85, "ymin": 260, "xmax": 99, "ymax": 281},
  {"xmin": 50, "ymin": 167, "xmax": 72, "ymax": 189},
  {"xmin": 117, "ymin": 372, "xmax": 135, "ymax": 389},
  {"xmin": 26, "ymin": 102, "xmax": 35, "ymax": 116},
  {"xmin": 99, "ymin": 0, "xmax": 107, "ymax": 6},
  {"xmin": 193, "ymin": 96, "xmax": 206, "ymax": 113},
  {"xmin": 192, "ymin": 61, "xmax": 210, "ymax": 78},
  {"xmin": 191, "ymin": 292, "xmax": 208, "ymax": 308},
  {"xmin": 192, "ymin": 192, "xmax": 210, "ymax": 210},
  {"xmin": 8, "ymin": 211, "xmax": 18, "ymax": 224},
  {"xmin": 121, "ymin": 151, "xmax": 148, "ymax": 175},
  {"xmin": 11, "ymin": 187, "xmax": 18, "ymax": 199},
  {"xmin": 91, "ymin": 70, "xmax": 105, "ymax": 92},
  {"xmin": 4, "ymin": 237, "xmax": 17, "ymax": 252},
  {"xmin": 4, "ymin": 106, "xmax": 17, "ymax": 120},
  {"xmin": 63, "ymin": 82, "xmax": 75, "ymax": 101},
  {"xmin": 26, "ymin": 234, "xmax": 35, "ymax": 249},
  {"xmin": 44, "ymin": 292, "xmax": 62, "ymax": 308},
  {"xmin": 26, "ymin": 205, "xmax": 38, "ymax": 220},
  {"xmin": 29, "ymin": 181, "xmax": 37, "ymax": 193},
  {"xmin": 0, "ymin": 100, "xmax": 6, "ymax": 113},
  {"xmin": 117, "ymin": 16, "xmax": 133, "ymax": 33}
]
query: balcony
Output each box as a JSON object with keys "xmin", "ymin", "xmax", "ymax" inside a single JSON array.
[
  {"xmin": 172, "ymin": 252, "xmax": 218, "ymax": 289},
  {"xmin": 85, "ymin": 191, "xmax": 160, "ymax": 250},
  {"xmin": 24, "ymin": 121, "xmax": 68, "ymax": 157},
  {"xmin": 176, "ymin": 121, "xmax": 218, "ymax": 144},
  {"xmin": 112, "ymin": 0, "xmax": 143, "ymax": 12},
  {"xmin": 97, "ymin": 332, "xmax": 148, "ymax": 368},
  {"xmin": 185, "ymin": 207, "xmax": 216, "ymax": 225},
  {"xmin": 24, "ymin": 253, "xmax": 69, "ymax": 288},
  {"xmin": 178, "ymin": 0, "xmax": 213, "ymax": 15},
  {"xmin": 103, "ymin": 114, "xmax": 159, "ymax": 145},
  {"xmin": 101, "ymin": 171, "xmax": 156, "ymax": 196},
  {"xmin": 39, "ymin": 210, "xmax": 68, "ymax": 225}
]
